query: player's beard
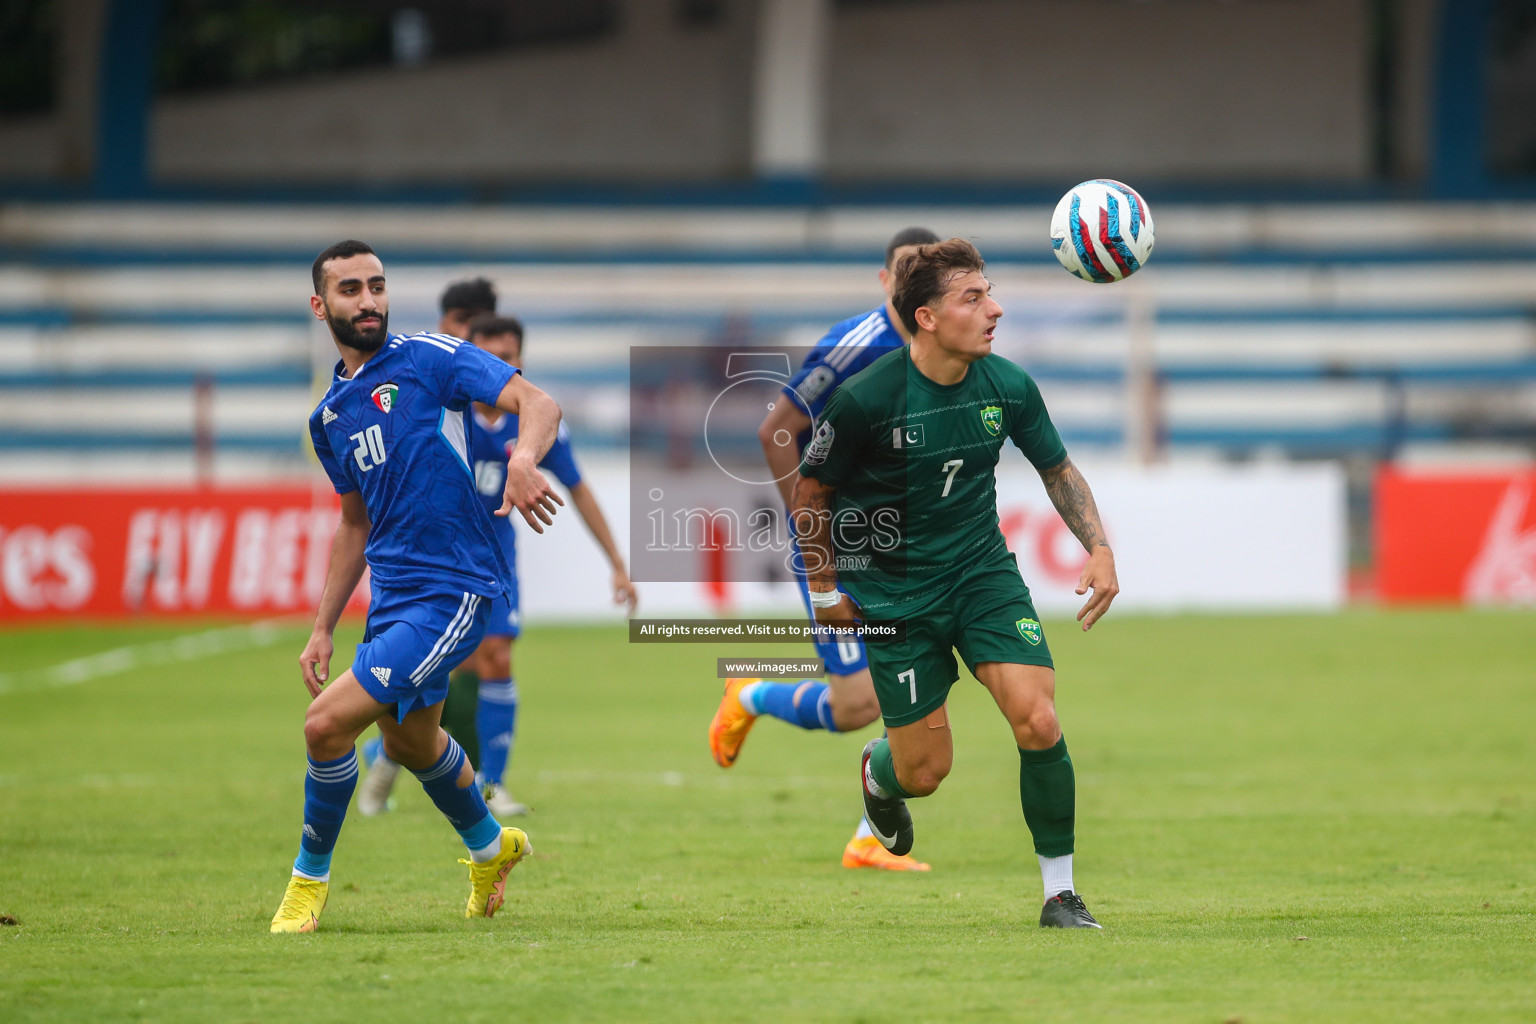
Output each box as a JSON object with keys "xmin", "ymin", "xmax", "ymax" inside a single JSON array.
[{"xmin": 327, "ymin": 306, "xmax": 389, "ymax": 352}]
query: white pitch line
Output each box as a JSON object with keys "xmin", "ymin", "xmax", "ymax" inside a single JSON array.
[{"xmin": 0, "ymin": 618, "xmax": 299, "ymax": 696}]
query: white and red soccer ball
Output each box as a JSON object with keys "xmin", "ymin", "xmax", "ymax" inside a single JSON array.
[{"xmin": 1050, "ymin": 179, "xmax": 1155, "ymax": 283}]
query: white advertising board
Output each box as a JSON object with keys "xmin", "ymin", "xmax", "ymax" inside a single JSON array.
[{"xmin": 513, "ymin": 457, "xmax": 1345, "ymax": 624}]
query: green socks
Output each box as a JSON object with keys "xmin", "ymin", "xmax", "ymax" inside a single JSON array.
[
  {"xmin": 867, "ymin": 738, "xmax": 913, "ymax": 800},
  {"xmin": 1019, "ymin": 736, "xmax": 1075, "ymax": 858},
  {"xmin": 867, "ymin": 736, "xmax": 1074, "ymax": 859},
  {"xmin": 442, "ymin": 669, "xmax": 481, "ymax": 770}
]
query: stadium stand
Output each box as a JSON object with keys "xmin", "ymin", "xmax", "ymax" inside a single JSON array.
[{"xmin": 1, "ymin": 202, "xmax": 1534, "ymax": 484}]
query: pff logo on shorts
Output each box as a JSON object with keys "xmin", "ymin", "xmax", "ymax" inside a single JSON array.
[{"xmin": 1016, "ymin": 617, "xmax": 1042, "ymax": 646}]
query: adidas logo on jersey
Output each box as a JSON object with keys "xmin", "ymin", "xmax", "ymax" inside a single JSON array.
[
  {"xmin": 371, "ymin": 666, "xmax": 392, "ymax": 685},
  {"xmin": 322, "ymin": 406, "xmax": 338, "ymax": 424}
]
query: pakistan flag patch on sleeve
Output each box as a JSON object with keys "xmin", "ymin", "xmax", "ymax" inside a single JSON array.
[
  {"xmin": 981, "ymin": 406, "xmax": 1003, "ymax": 435},
  {"xmin": 1016, "ymin": 617, "xmax": 1042, "ymax": 645}
]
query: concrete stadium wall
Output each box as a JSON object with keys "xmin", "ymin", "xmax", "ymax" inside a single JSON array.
[
  {"xmin": 826, "ymin": 0, "xmax": 1373, "ymax": 181},
  {"xmin": 0, "ymin": 0, "xmax": 1394, "ymax": 186},
  {"xmin": 152, "ymin": 1, "xmax": 757, "ymax": 183}
]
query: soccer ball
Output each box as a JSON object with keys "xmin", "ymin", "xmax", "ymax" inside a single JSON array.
[{"xmin": 1049, "ymin": 179, "xmax": 1155, "ymax": 283}]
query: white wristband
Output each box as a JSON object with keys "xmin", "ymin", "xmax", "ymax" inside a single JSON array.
[{"xmin": 808, "ymin": 588, "xmax": 842, "ymax": 609}]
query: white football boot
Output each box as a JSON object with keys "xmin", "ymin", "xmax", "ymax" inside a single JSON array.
[
  {"xmin": 482, "ymin": 782, "xmax": 529, "ymax": 817},
  {"xmin": 356, "ymin": 756, "xmax": 400, "ymax": 816}
]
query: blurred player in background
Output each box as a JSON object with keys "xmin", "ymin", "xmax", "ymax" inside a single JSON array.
[
  {"xmin": 437, "ymin": 276, "xmax": 498, "ymax": 339},
  {"xmin": 359, "ymin": 276, "xmax": 503, "ymax": 809},
  {"xmin": 271, "ymin": 241, "xmax": 562, "ymax": 932},
  {"xmin": 708, "ymin": 226, "xmax": 938, "ymax": 872},
  {"xmin": 795, "ymin": 238, "xmax": 1118, "ymax": 929},
  {"xmin": 361, "ymin": 313, "xmax": 638, "ymax": 819}
]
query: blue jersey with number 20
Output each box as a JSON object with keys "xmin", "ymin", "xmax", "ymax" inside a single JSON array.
[{"xmin": 308, "ymin": 331, "xmax": 517, "ymax": 599}]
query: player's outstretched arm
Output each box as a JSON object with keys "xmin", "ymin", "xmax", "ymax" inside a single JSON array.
[
  {"xmin": 1038, "ymin": 457, "xmax": 1120, "ymax": 631},
  {"xmin": 492, "ymin": 375, "xmax": 566, "ymax": 531},
  {"xmin": 566, "ymin": 481, "xmax": 638, "ymax": 614},
  {"xmin": 299, "ymin": 491, "xmax": 370, "ymax": 697},
  {"xmin": 759, "ymin": 398, "xmax": 813, "ymax": 510},
  {"xmin": 790, "ymin": 473, "xmax": 862, "ymax": 628}
]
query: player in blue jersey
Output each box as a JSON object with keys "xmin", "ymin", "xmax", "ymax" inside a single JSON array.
[
  {"xmin": 358, "ymin": 314, "xmax": 638, "ymax": 819},
  {"xmin": 270, "ymin": 241, "xmax": 564, "ymax": 933},
  {"xmin": 437, "ymin": 276, "xmax": 498, "ymax": 341},
  {"xmin": 356, "ymin": 276, "xmax": 502, "ymax": 812},
  {"xmin": 708, "ymin": 227, "xmax": 940, "ymax": 872},
  {"xmin": 462, "ymin": 314, "xmax": 637, "ymax": 815}
]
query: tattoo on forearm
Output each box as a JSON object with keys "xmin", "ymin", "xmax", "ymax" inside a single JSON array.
[
  {"xmin": 791, "ymin": 482, "xmax": 839, "ymax": 587},
  {"xmin": 1041, "ymin": 459, "xmax": 1109, "ymax": 552}
]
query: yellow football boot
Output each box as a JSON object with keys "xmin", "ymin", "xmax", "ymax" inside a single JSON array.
[
  {"xmin": 270, "ymin": 876, "xmax": 328, "ymax": 933},
  {"xmin": 462, "ymin": 827, "xmax": 531, "ymax": 918},
  {"xmin": 708, "ymin": 678, "xmax": 758, "ymax": 768},
  {"xmin": 842, "ymin": 835, "xmax": 932, "ymax": 872}
]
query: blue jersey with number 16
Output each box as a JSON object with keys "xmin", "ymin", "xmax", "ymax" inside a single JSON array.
[
  {"xmin": 470, "ymin": 410, "xmax": 584, "ymax": 568},
  {"xmin": 308, "ymin": 331, "xmax": 517, "ymax": 599}
]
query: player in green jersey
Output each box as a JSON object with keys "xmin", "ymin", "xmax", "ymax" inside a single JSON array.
[{"xmin": 791, "ymin": 238, "xmax": 1119, "ymax": 929}]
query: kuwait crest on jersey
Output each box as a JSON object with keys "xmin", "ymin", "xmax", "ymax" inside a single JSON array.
[
  {"xmin": 370, "ymin": 382, "xmax": 398, "ymax": 413},
  {"xmin": 981, "ymin": 406, "xmax": 1003, "ymax": 436},
  {"xmin": 1016, "ymin": 617, "xmax": 1042, "ymax": 646}
]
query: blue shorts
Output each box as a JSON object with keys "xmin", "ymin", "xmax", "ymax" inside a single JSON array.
[
  {"xmin": 484, "ymin": 570, "xmax": 521, "ymax": 639},
  {"xmin": 353, "ymin": 585, "xmax": 492, "ymax": 722},
  {"xmin": 790, "ymin": 536, "xmax": 868, "ymax": 676}
]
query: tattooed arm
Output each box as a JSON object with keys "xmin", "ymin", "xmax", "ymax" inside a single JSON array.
[
  {"xmin": 790, "ymin": 473, "xmax": 862, "ymax": 628},
  {"xmin": 1039, "ymin": 457, "xmax": 1120, "ymax": 630}
]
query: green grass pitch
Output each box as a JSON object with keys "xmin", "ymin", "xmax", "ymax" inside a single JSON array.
[{"xmin": 1, "ymin": 609, "xmax": 1532, "ymax": 1022}]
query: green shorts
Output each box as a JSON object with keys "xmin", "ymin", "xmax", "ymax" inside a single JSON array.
[{"xmin": 861, "ymin": 550, "xmax": 1053, "ymax": 728}]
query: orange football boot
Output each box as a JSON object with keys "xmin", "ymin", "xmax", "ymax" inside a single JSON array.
[
  {"xmin": 842, "ymin": 834, "xmax": 931, "ymax": 872},
  {"xmin": 708, "ymin": 679, "xmax": 758, "ymax": 768}
]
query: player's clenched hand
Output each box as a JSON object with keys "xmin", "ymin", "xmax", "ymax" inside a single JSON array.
[
  {"xmin": 498, "ymin": 454, "xmax": 564, "ymax": 532},
  {"xmin": 299, "ymin": 631, "xmax": 334, "ymax": 698},
  {"xmin": 612, "ymin": 569, "xmax": 638, "ymax": 615},
  {"xmin": 1075, "ymin": 545, "xmax": 1120, "ymax": 631}
]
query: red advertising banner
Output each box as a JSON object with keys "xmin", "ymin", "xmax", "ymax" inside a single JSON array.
[
  {"xmin": 0, "ymin": 485, "xmax": 368, "ymax": 622},
  {"xmin": 1376, "ymin": 467, "xmax": 1536, "ymax": 604}
]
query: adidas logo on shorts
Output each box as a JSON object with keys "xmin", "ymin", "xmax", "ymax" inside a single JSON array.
[{"xmin": 371, "ymin": 666, "xmax": 392, "ymax": 685}]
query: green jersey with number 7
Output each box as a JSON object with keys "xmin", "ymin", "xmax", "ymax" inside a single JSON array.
[{"xmin": 798, "ymin": 344, "xmax": 1067, "ymax": 616}]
